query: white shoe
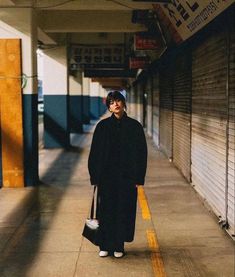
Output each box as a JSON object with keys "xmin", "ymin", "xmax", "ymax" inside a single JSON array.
[
  {"xmin": 99, "ymin": 251, "xmax": 108, "ymax": 257},
  {"xmin": 114, "ymin": 251, "xmax": 124, "ymax": 258}
]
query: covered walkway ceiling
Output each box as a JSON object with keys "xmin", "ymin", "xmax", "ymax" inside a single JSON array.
[
  {"xmin": 0, "ymin": 1, "xmax": 167, "ymax": 89},
  {"xmin": 0, "ymin": 0, "xmax": 164, "ymax": 33},
  {"xmin": 2, "ymin": 1, "xmax": 157, "ymax": 33},
  {"xmin": 1, "ymin": 0, "xmax": 169, "ymax": 89},
  {"xmin": 1, "ymin": 0, "xmax": 233, "ymax": 89}
]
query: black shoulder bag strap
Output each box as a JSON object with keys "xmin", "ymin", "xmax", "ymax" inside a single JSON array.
[{"xmin": 90, "ymin": 186, "xmax": 98, "ymax": 220}]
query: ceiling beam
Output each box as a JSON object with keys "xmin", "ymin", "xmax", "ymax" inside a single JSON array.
[
  {"xmin": 0, "ymin": 0, "xmax": 155, "ymax": 9},
  {"xmin": 38, "ymin": 0, "xmax": 154, "ymax": 10},
  {"xmin": 84, "ymin": 69, "xmax": 137, "ymax": 78},
  {"xmin": 0, "ymin": 0, "xmax": 16, "ymax": 5},
  {"xmin": 38, "ymin": 10, "xmax": 147, "ymax": 33},
  {"xmin": 92, "ymin": 77, "xmax": 126, "ymax": 87},
  {"xmin": 37, "ymin": 27, "xmax": 57, "ymax": 45}
]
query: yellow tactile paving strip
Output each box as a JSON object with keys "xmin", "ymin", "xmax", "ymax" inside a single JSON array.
[
  {"xmin": 138, "ymin": 186, "xmax": 151, "ymax": 220},
  {"xmin": 138, "ymin": 186, "xmax": 166, "ymax": 277}
]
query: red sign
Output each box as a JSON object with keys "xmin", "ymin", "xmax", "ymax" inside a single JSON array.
[
  {"xmin": 134, "ymin": 33, "xmax": 162, "ymax": 50},
  {"xmin": 129, "ymin": 57, "xmax": 150, "ymax": 69}
]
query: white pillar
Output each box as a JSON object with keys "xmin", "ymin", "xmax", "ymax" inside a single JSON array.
[
  {"xmin": 69, "ymin": 70, "xmax": 83, "ymax": 132},
  {"xmin": 82, "ymin": 72, "xmax": 90, "ymax": 123},
  {"xmin": 90, "ymin": 81, "xmax": 100, "ymax": 119},
  {"xmin": 42, "ymin": 46, "xmax": 70, "ymax": 148}
]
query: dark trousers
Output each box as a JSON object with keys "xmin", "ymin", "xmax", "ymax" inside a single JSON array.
[
  {"xmin": 98, "ymin": 182, "xmax": 127, "ymax": 252},
  {"xmin": 99, "ymin": 239, "xmax": 124, "ymax": 252}
]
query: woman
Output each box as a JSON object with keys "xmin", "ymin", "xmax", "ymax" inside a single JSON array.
[{"xmin": 88, "ymin": 91, "xmax": 147, "ymax": 258}]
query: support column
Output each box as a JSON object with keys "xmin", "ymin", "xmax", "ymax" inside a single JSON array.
[
  {"xmin": 42, "ymin": 46, "xmax": 70, "ymax": 148},
  {"xmin": 82, "ymin": 73, "xmax": 90, "ymax": 124},
  {"xmin": 0, "ymin": 8, "xmax": 38, "ymax": 187},
  {"xmin": 90, "ymin": 81, "xmax": 100, "ymax": 119},
  {"xmin": 99, "ymin": 86, "xmax": 107, "ymax": 115},
  {"xmin": 69, "ymin": 70, "xmax": 83, "ymax": 133}
]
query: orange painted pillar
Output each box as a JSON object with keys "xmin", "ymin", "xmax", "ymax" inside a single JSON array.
[{"xmin": 0, "ymin": 39, "xmax": 24, "ymax": 187}]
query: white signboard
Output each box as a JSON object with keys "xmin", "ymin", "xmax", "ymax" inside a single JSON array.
[
  {"xmin": 153, "ymin": 0, "xmax": 234, "ymax": 42},
  {"xmin": 70, "ymin": 45, "xmax": 124, "ymax": 70}
]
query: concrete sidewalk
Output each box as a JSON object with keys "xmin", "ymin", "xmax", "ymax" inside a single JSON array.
[{"xmin": 0, "ymin": 117, "xmax": 234, "ymax": 277}]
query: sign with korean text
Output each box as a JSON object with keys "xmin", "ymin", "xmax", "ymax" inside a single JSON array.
[
  {"xmin": 153, "ymin": 0, "xmax": 234, "ymax": 43},
  {"xmin": 70, "ymin": 44, "xmax": 125, "ymax": 70},
  {"xmin": 134, "ymin": 32, "xmax": 163, "ymax": 50},
  {"xmin": 129, "ymin": 56, "xmax": 150, "ymax": 69}
]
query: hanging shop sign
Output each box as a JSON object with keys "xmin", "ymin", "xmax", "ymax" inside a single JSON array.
[
  {"xmin": 70, "ymin": 44, "xmax": 125, "ymax": 70},
  {"xmin": 134, "ymin": 32, "xmax": 163, "ymax": 50},
  {"xmin": 129, "ymin": 56, "xmax": 150, "ymax": 69},
  {"xmin": 153, "ymin": 0, "xmax": 234, "ymax": 43}
]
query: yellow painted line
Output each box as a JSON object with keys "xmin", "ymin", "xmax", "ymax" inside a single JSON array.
[
  {"xmin": 147, "ymin": 229, "xmax": 167, "ymax": 277},
  {"xmin": 151, "ymin": 252, "xmax": 167, "ymax": 277},
  {"xmin": 137, "ymin": 186, "xmax": 166, "ymax": 276},
  {"xmin": 137, "ymin": 186, "xmax": 151, "ymax": 220},
  {"xmin": 146, "ymin": 229, "xmax": 158, "ymax": 250}
]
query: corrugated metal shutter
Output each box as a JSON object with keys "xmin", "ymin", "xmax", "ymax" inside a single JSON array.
[
  {"xmin": 191, "ymin": 31, "xmax": 228, "ymax": 223},
  {"xmin": 146, "ymin": 76, "xmax": 153, "ymax": 137},
  {"xmin": 173, "ymin": 51, "xmax": 192, "ymax": 182},
  {"xmin": 227, "ymin": 25, "xmax": 235, "ymax": 236},
  {"xmin": 153, "ymin": 72, "xmax": 160, "ymax": 147},
  {"xmin": 160, "ymin": 61, "xmax": 173, "ymax": 159},
  {"xmin": 137, "ymin": 82, "xmax": 143, "ymax": 125}
]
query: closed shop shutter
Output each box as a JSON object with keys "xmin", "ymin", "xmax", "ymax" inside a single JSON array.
[
  {"xmin": 153, "ymin": 72, "xmax": 160, "ymax": 147},
  {"xmin": 160, "ymin": 61, "xmax": 173, "ymax": 159},
  {"xmin": 227, "ymin": 25, "xmax": 235, "ymax": 235},
  {"xmin": 173, "ymin": 51, "xmax": 192, "ymax": 182},
  {"xmin": 137, "ymin": 82, "xmax": 143, "ymax": 125},
  {"xmin": 191, "ymin": 31, "xmax": 228, "ymax": 223},
  {"xmin": 146, "ymin": 76, "xmax": 153, "ymax": 137}
]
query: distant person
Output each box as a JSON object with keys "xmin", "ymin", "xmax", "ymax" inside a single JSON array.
[{"xmin": 88, "ymin": 90, "xmax": 147, "ymax": 258}]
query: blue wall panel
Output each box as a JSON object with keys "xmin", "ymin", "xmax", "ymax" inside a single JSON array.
[
  {"xmin": 23, "ymin": 94, "xmax": 39, "ymax": 186},
  {"xmin": 69, "ymin": 95, "xmax": 83, "ymax": 133},
  {"xmin": 82, "ymin": 95, "xmax": 90, "ymax": 124},
  {"xmin": 99, "ymin": 97, "xmax": 103, "ymax": 116},
  {"xmin": 90, "ymin": 96, "xmax": 100, "ymax": 119},
  {"xmin": 99, "ymin": 97, "xmax": 107, "ymax": 115},
  {"xmin": 44, "ymin": 95, "xmax": 70, "ymax": 148}
]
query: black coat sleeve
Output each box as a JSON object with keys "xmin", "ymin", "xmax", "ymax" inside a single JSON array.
[
  {"xmin": 88, "ymin": 123, "xmax": 104, "ymax": 185},
  {"xmin": 134, "ymin": 123, "xmax": 148, "ymax": 185}
]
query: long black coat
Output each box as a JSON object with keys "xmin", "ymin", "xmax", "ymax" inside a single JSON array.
[{"xmin": 88, "ymin": 112, "xmax": 147, "ymax": 243}]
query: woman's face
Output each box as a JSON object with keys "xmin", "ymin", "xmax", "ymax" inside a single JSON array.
[{"xmin": 109, "ymin": 99, "xmax": 125, "ymax": 115}]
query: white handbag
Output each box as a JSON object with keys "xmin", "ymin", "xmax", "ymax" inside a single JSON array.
[{"xmin": 85, "ymin": 218, "xmax": 99, "ymax": 230}]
